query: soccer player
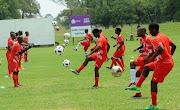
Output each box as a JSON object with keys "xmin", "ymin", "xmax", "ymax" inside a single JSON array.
[
  {"xmin": 127, "ymin": 27, "xmax": 155, "ymax": 97},
  {"xmin": 70, "ymin": 28, "xmax": 110, "ymax": 88},
  {"xmin": 73, "ymin": 29, "xmax": 92, "ymax": 55},
  {"xmin": 6, "ymin": 33, "xmax": 16, "ymax": 76},
  {"xmin": 106, "ymin": 28, "xmax": 125, "ymax": 70},
  {"xmin": 24, "ymin": 31, "xmax": 29, "ymax": 63},
  {"xmin": 9, "ymin": 36, "xmax": 33, "ymax": 87},
  {"xmin": 126, "ymin": 23, "xmax": 176, "ymax": 109}
]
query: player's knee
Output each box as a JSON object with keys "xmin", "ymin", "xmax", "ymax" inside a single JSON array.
[
  {"xmin": 120, "ymin": 56, "xmax": 122, "ymax": 59},
  {"xmin": 130, "ymin": 62, "xmax": 135, "ymax": 68},
  {"xmin": 111, "ymin": 57, "xmax": 114, "ymax": 60},
  {"xmin": 136, "ymin": 71, "xmax": 141, "ymax": 77},
  {"xmin": 151, "ymin": 80, "xmax": 158, "ymax": 93}
]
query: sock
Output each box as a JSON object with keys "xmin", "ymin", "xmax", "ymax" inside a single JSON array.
[
  {"xmin": 151, "ymin": 92, "xmax": 157, "ymax": 106},
  {"xmin": 121, "ymin": 59, "xmax": 125, "ymax": 67},
  {"xmin": 85, "ymin": 51, "xmax": 87, "ymax": 55},
  {"xmin": 24, "ymin": 55, "xmax": 28, "ymax": 62},
  {"xmin": 130, "ymin": 69, "xmax": 136, "ymax": 83},
  {"xmin": 95, "ymin": 77, "xmax": 99, "ymax": 86},
  {"xmin": 76, "ymin": 42, "xmax": 81, "ymax": 49},
  {"xmin": 136, "ymin": 74, "xmax": 146, "ymax": 87},
  {"xmin": 111, "ymin": 59, "xmax": 117, "ymax": 67},
  {"xmin": 77, "ymin": 65, "xmax": 85, "ymax": 73},
  {"xmin": 117, "ymin": 60, "xmax": 124, "ymax": 69},
  {"xmin": 13, "ymin": 74, "xmax": 18, "ymax": 85}
]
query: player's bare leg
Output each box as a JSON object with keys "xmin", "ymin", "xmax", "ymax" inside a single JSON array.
[
  {"xmin": 92, "ymin": 67, "xmax": 99, "ymax": 88},
  {"xmin": 70, "ymin": 57, "xmax": 94, "ymax": 75}
]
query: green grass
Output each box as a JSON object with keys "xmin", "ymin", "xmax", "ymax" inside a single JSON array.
[{"xmin": 0, "ymin": 22, "xmax": 180, "ymax": 110}]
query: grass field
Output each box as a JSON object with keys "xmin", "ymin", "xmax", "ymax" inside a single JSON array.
[{"xmin": 0, "ymin": 22, "xmax": 179, "ymax": 110}]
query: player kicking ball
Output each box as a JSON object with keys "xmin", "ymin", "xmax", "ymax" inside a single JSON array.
[
  {"xmin": 70, "ymin": 28, "xmax": 110, "ymax": 88},
  {"xmin": 125, "ymin": 23, "xmax": 176, "ymax": 109},
  {"xmin": 106, "ymin": 28, "xmax": 125, "ymax": 71},
  {"xmin": 73, "ymin": 29, "xmax": 92, "ymax": 56},
  {"xmin": 9, "ymin": 36, "xmax": 33, "ymax": 87}
]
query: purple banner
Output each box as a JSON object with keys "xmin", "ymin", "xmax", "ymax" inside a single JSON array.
[{"xmin": 70, "ymin": 15, "xmax": 91, "ymax": 27}]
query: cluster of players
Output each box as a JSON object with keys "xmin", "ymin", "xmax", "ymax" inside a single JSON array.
[
  {"xmin": 6, "ymin": 31, "xmax": 34, "ymax": 87},
  {"xmin": 70, "ymin": 22, "xmax": 176, "ymax": 110}
]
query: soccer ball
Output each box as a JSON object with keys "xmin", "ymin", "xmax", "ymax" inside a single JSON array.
[
  {"xmin": 61, "ymin": 44, "xmax": 65, "ymax": 48},
  {"xmin": 52, "ymin": 21, "xmax": 57, "ymax": 26},
  {"xmin": 55, "ymin": 26, "xmax": 60, "ymax": 31},
  {"xmin": 63, "ymin": 59, "xmax": 71, "ymax": 67},
  {"xmin": 55, "ymin": 46, "xmax": 64, "ymax": 55},
  {"xmin": 93, "ymin": 37, "xmax": 98, "ymax": 43},
  {"xmin": 64, "ymin": 33, "xmax": 71, "ymax": 39},
  {"xmin": 111, "ymin": 66, "xmax": 123, "ymax": 77},
  {"xmin": 64, "ymin": 39, "xmax": 69, "ymax": 44}
]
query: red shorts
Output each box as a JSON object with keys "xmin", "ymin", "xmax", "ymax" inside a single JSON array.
[
  {"xmin": 81, "ymin": 41, "xmax": 90, "ymax": 51},
  {"xmin": 6, "ymin": 51, "xmax": 11, "ymax": 61},
  {"xmin": 90, "ymin": 53, "xmax": 106, "ymax": 68},
  {"xmin": 146, "ymin": 58, "xmax": 174, "ymax": 83},
  {"xmin": 112, "ymin": 50, "xmax": 124, "ymax": 59},
  {"xmin": 10, "ymin": 59, "xmax": 19, "ymax": 72}
]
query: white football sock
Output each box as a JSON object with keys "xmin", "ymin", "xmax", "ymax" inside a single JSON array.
[
  {"xmin": 130, "ymin": 69, "xmax": 136, "ymax": 83},
  {"xmin": 76, "ymin": 42, "xmax": 81, "ymax": 49},
  {"xmin": 85, "ymin": 51, "xmax": 87, "ymax": 55}
]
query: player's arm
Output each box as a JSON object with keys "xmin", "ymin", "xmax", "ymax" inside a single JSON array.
[
  {"xmin": 144, "ymin": 50, "xmax": 154, "ymax": 64},
  {"xmin": 107, "ymin": 43, "xmax": 110, "ymax": 53},
  {"xmin": 7, "ymin": 46, "xmax": 11, "ymax": 51},
  {"xmin": 134, "ymin": 45, "xmax": 143, "ymax": 52},
  {"xmin": 151, "ymin": 45, "xmax": 164, "ymax": 62},
  {"xmin": 78, "ymin": 38, "xmax": 86, "ymax": 42},
  {"xmin": 170, "ymin": 42, "xmax": 176, "ymax": 55},
  {"xmin": 18, "ymin": 46, "xmax": 32, "ymax": 55},
  {"xmin": 113, "ymin": 44, "xmax": 116, "ymax": 47},
  {"xmin": 110, "ymin": 36, "xmax": 116, "ymax": 40},
  {"xmin": 89, "ymin": 46, "xmax": 101, "ymax": 55},
  {"xmin": 117, "ymin": 41, "xmax": 124, "ymax": 50}
]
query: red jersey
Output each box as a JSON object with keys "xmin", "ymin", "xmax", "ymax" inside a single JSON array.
[
  {"xmin": 8, "ymin": 37, "xmax": 12, "ymax": 42},
  {"xmin": 14, "ymin": 35, "xmax": 19, "ymax": 41},
  {"xmin": 97, "ymin": 35, "xmax": 109, "ymax": 60},
  {"xmin": 85, "ymin": 33, "xmax": 92, "ymax": 43},
  {"xmin": 24, "ymin": 36, "xmax": 28, "ymax": 43},
  {"xmin": 7, "ymin": 38, "xmax": 14, "ymax": 52},
  {"xmin": 143, "ymin": 35, "xmax": 154, "ymax": 56},
  {"xmin": 140, "ymin": 37, "xmax": 144, "ymax": 45},
  {"xmin": 9, "ymin": 42, "xmax": 21, "ymax": 63},
  {"xmin": 100, "ymin": 33, "xmax": 105, "ymax": 37},
  {"xmin": 153, "ymin": 33, "xmax": 173, "ymax": 60},
  {"xmin": 116, "ymin": 34, "xmax": 125, "ymax": 51}
]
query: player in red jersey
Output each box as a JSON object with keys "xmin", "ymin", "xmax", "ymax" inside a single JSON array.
[
  {"xmin": 73, "ymin": 29, "xmax": 92, "ymax": 55},
  {"xmin": 70, "ymin": 29, "xmax": 110, "ymax": 88},
  {"xmin": 24, "ymin": 31, "xmax": 29, "ymax": 63},
  {"xmin": 9, "ymin": 36, "xmax": 33, "ymax": 87},
  {"xmin": 106, "ymin": 28, "xmax": 125, "ymax": 70},
  {"xmin": 126, "ymin": 23, "xmax": 176, "ymax": 109},
  {"xmin": 6, "ymin": 33, "xmax": 16, "ymax": 76},
  {"xmin": 127, "ymin": 27, "xmax": 156, "ymax": 97}
]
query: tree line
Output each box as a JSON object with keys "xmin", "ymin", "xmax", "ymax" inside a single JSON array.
[
  {"xmin": 0, "ymin": 0, "xmax": 40, "ymax": 20},
  {"xmin": 54, "ymin": 0, "xmax": 180, "ymax": 28}
]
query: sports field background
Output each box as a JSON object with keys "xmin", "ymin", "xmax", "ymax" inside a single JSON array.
[{"xmin": 0, "ymin": 22, "xmax": 179, "ymax": 110}]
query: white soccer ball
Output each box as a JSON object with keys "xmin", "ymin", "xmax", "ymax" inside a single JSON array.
[
  {"xmin": 64, "ymin": 33, "xmax": 71, "ymax": 39},
  {"xmin": 55, "ymin": 26, "xmax": 60, "ymax": 31},
  {"xmin": 61, "ymin": 44, "xmax": 65, "ymax": 48},
  {"xmin": 63, "ymin": 59, "xmax": 71, "ymax": 67},
  {"xmin": 52, "ymin": 21, "xmax": 57, "ymax": 26},
  {"xmin": 55, "ymin": 46, "xmax": 64, "ymax": 55},
  {"xmin": 111, "ymin": 66, "xmax": 123, "ymax": 77},
  {"xmin": 64, "ymin": 39, "xmax": 69, "ymax": 44},
  {"xmin": 93, "ymin": 37, "xmax": 98, "ymax": 43}
]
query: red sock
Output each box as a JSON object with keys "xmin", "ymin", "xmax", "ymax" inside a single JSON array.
[
  {"xmin": 117, "ymin": 60, "xmax": 124, "ymax": 69},
  {"xmin": 112, "ymin": 59, "xmax": 117, "ymax": 66},
  {"xmin": 95, "ymin": 77, "xmax": 99, "ymax": 86},
  {"xmin": 151, "ymin": 92, "xmax": 157, "ymax": 106},
  {"xmin": 136, "ymin": 74, "xmax": 146, "ymax": 87},
  {"xmin": 24, "ymin": 55, "xmax": 28, "ymax": 62},
  {"xmin": 8, "ymin": 64, "xmax": 12, "ymax": 76},
  {"xmin": 77, "ymin": 65, "xmax": 85, "ymax": 73},
  {"xmin": 13, "ymin": 75, "xmax": 19, "ymax": 85},
  {"xmin": 121, "ymin": 59, "xmax": 125, "ymax": 68}
]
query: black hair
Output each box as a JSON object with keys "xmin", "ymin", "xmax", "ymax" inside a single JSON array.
[
  {"xmin": 85, "ymin": 29, "xmax": 88, "ymax": 31},
  {"xmin": 116, "ymin": 28, "xmax": 121, "ymax": 32},
  {"xmin": 18, "ymin": 30, "xmax": 23, "ymax": 35},
  {"xmin": 92, "ymin": 28, "xmax": 99, "ymax": 34},
  {"xmin": 18, "ymin": 36, "xmax": 23, "ymax": 41},
  {"xmin": 11, "ymin": 33, "xmax": 15, "ymax": 37},
  {"xmin": 137, "ymin": 25, "xmax": 141, "ymax": 28},
  {"xmin": 149, "ymin": 22, "xmax": 159, "ymax": 31},
  {"xmin": 15, "ymin": 32, "xmax": 19, "ymax": 36},
  {"xmin": 25, "ymin": 31, "xmax": 29, "ymax": 34}
]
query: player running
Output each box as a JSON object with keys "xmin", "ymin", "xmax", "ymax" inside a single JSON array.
[
  {"xmin": 125, "ymin": 23, "xmax": 176, "ymax": 109},
  {"xmin": 70, "ymin": 28, "xmax": 110, "ymax": 88},
  {"xmin": 9, "ymin": 36, "xmax": 33, "ymax": 87},
  {"xmin": 127, "ymin": 27, "xmax": 155, "ymax": 97},
  {"xmin": 6, "ymin": 33, "xmax": 16, "ymax": 77},
  {"xmin": 106, "ymin": 28, "xmax": 125, "ymax": 70},
  {"xmin": 73, "ymin": 29, "xmax": 92, "ymax": 55}
]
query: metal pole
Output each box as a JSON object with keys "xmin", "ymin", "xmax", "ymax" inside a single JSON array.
[{"xmin": 71, "ymin": 10, "xmax": 74, "ymax": 45}]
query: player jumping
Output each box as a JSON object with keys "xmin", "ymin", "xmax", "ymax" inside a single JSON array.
[
  {"xmin": 73, "ymin": 29, "xmax": 92, "ymax": 55},
  {"xmin": 125, "ymin": 22, "xmax": 176, "ymax": 109},
  {"xmin": 70, "ymin": 28, "xmax": 110, "ymax": 88}
]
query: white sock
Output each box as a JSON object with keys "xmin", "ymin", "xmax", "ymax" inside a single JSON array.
[
  {"xmin": 130, "ymin": 69, "xmax": 136, "ymax": 83},
  {"xmin": 85, "ymin": 51, "xmax": 87, "ymax": 55},
  {"xmin": 136, "ymin": 77, "xmax": 139, "ymax": 83},
  {"xmin": 76, "ymin": 42, "xmax": 81, "ymax": 49}
]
